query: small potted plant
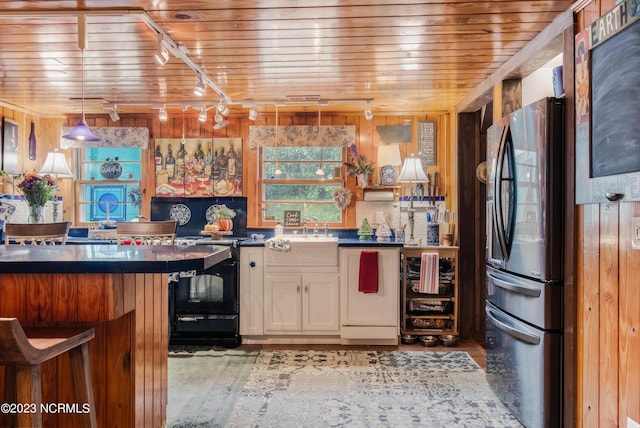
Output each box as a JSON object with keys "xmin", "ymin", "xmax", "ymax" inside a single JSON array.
[
  {"xmin": 344, "ymin": 144, "xmax": 375, "ymax": 188},
  {"xmin": 212, "ymin": 204, "xmax": 236, "ymax": 231}
]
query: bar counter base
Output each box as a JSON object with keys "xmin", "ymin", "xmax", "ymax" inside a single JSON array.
[{"xmin": 0, "ymin": 272, "xmax": 168, "ymax": 428}]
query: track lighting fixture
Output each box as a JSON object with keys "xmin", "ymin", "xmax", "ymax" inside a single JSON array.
[
  {"xmin": 248, "ymin": 107, "xmax": 258, "ymax": 121},
  {"xmin": 217, "ymin": 100, "xmax": 229, "ymax": 116},
  {"xmin": 109, "ymin": 106, "xmax": 120, "ymax": 122},
  {"xmin": 154, "ymin": 37, "xmax": 169, "ymax": 66},
  {"xmin": 198, "ymin": 106, "xmax": 207, "ymax": 122},
  {"xmin": 159, "ymin": 106, "xmax": 168, "ymax": 121},
  {"xmin": 193, "ymin": 74, "xmax": 206, "ymax": 97}
]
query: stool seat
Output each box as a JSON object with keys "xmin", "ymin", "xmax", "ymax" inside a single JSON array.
[{"xmin": 0, "ymin": 318, "xmax": 97, "ymax": 427}]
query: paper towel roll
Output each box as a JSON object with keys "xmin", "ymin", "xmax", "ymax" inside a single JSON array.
[{"xmin": 363, "ymin": 190, "xmax": 394, "ymax": 201}]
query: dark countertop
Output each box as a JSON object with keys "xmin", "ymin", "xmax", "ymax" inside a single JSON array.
[
  {"xmin": 239, "ymin": 237, "xmax": 403, "ymax": 248},
  {"xmin": 0, "ymin": 244, "xmax": 231, "ymax": 274}
]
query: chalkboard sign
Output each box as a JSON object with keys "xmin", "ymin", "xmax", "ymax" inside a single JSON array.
[
  {"xmin": 284, "ymin": 210, "xmax": 301, "ymax": 227},
  {"xmin": 418, "ymin": 120, "xmax": 436, "ymax": 166},
  {"xmin": 591, "ymin": 17, "xmax": 640, "ymax": 177}
]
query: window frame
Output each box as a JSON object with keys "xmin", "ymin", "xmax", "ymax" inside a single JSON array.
[{"xmin": 260, "ymin": 146, "xmax": 347, "ymax": 227}]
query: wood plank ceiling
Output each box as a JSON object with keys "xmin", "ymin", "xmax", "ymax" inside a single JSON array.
[{"xmin": 0, "ymin": 1, "xmax": 575, "ymax": 117}]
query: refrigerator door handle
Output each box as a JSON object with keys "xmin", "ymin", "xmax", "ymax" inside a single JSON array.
[
  {"xmin": 487, "ymin": 271, "xmax": 541, "ymax": 297},
  {"xmin": 485, "ymin": 305, "xmax": 541, "ymax": 345},
  {"xmin": 493, "ymin": 124, "xmax": 512, "ymax": 261}
]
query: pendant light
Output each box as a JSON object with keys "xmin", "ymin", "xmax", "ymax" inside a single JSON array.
[
  {"xmin": 63, "ymin": 16, "xmax": 100, "ymax": 142},
  {"xmin": 274, "ymin": 104, "xmax": 282, "ymax": 176},
  {"xmin": 315, "ymin": 104, "xmax": 324, "ymax": 177}
]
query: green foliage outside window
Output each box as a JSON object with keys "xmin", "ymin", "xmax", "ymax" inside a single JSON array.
[{"xmin": 262, "ymin": 146, "xmax": 344, "ymax": 224}]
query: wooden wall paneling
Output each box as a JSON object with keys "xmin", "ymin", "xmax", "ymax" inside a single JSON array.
[
  {"xmin": 562, "ymin": 22, "xmax": 578, "ymax": 428},
  {"xmin": 618, "ymin": 202, "xmax": 640, "ymax": 426},
  {"xmin": 456, "ymin": 110, "xmax": 483, "ymax": 341},
  {"xmin": 599, "ymin": 202, "xmax": 620, "ymax": 428},
  {"xmin": 578, "ymin": 204, "xmax": 601, "ymax": 428}
]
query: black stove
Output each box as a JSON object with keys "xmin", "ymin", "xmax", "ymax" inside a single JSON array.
[{"xmin": 152, "ymin": 197, "xmax": 246, "ymax": 347}]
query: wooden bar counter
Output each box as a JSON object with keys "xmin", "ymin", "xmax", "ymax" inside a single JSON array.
[{"xmin": 0, "ymin": 244, "xmax": 231, "ymax": 428}]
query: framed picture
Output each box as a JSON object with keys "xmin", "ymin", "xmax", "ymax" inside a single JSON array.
[
  {"xmin": 90, "ymin": 185, "xmax": 127, "ymax": 221},
  {"xmin": 2, "ymin": 117, "xmax": 19, "ymax": 173}
]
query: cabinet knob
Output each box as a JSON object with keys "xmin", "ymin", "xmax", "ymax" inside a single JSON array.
[{"xmin": 249, "ymin": 261, "xmax": 256, "ymax": 268}]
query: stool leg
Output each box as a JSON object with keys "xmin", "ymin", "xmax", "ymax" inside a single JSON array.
[
  {"xmin": 68, "ymin": 343, "xmax": 97, "ymax": 428},
  {"xmin": 15, "ymin": 365, "xmax": 42, "ymax": 428},
  {"xmin": 3, "ymin": 366, "xmax": 17, "ymax": 427}
]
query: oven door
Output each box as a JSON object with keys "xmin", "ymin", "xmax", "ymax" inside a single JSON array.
[{"xmin": 175, "ymin": 261, "xmax": 238, "ymax": 316}]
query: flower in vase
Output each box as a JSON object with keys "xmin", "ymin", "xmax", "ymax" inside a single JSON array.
[
  {"xmin": 344, "ymin": 144, "xmax": 375, "ymax": 176},
  {"xmin": 15, "ymin": 173, "xmax": 56, "ymax": 207}
]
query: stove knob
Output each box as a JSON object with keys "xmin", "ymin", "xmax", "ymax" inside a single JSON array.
[{"xmin": 249, "ymin": 261, "xmax": 256, "ymax": 268}]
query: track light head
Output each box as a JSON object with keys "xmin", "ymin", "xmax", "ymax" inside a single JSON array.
[
  {"xmin": 217, "ymin": 101, "xmax": 229, "ymax": 116},
  {"xmin": 109, "ymin": 106, "xmax": 120, "ymax": 122},
  {"xmin": 154, "ymin": 43, "xmax": 169, "ymax": 66},
  {"xmin": 364, "ymin": 108, "xmax": 373, "ymax": 121},
  {"xmin": 194, "ymin": 74, "xmax": 206, "ymax": 97},
  {"xmin": 198, "ymin": 107, "xmax": 207, "ymax": 123},
  {"xmin": 159, "ymin": 106, "xmax": 168, "ymax": 121},
  {"xmin": 248, "ymin": 107, "xmax": 258, "ymax": 121}
]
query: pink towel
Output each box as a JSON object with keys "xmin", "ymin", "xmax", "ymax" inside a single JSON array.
[
  {"xmin": 419, "ymin": 253, "xmax": 439, "ymax": 294},
  {"xmin": 358, "ymin": 251, "xmax": 379, "ymax": 293}
]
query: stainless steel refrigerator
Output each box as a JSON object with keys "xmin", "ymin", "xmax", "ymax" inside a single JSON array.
[{"xmin": 485, "ymin": 97, "xmax": 564, "ymax": 428}]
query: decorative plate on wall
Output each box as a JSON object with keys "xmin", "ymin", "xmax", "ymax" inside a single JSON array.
[{"xmin": 169, "ymin": 203, "xmax": 191, "ymax": 226}]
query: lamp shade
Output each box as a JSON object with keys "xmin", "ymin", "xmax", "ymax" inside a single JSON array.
[
  {"xmin": 397, "ymin": 153, "xmax": 429, "ymax": 183},
  {"xmin": 377, "ymin": 145, "xmax": 402, "ymax": 166},
  {"xmin": 62, "ymin": 120, "xmax": 101, "ymax": 142},
  {"xmin": 39, "ymin": 151, "xmax": 74, "ymax": 178}
]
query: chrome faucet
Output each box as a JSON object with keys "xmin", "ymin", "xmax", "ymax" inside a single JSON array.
[
  {"xmin": 323, "ymin": 223, "xmax": 329, "ymax": 237},
  {"xmin": 312, "ymin": 217, "xmax": 319, "ymax": 237},
  {"xmin": 302, "ymin": 218, "xmax": 309, "ymax": 237}
]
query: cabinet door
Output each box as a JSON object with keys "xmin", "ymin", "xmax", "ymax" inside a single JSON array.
[
  {"xmin": 302, "ymin": 273, "xmax": 340, "ymax": 332},
  {"xmin": 239, "ymin": 247, "xmax": 264, "ymax": 335},
  {"xmin": 264, "ymin": 274, "xmax": 302, "ymax": 332},
  {"xmin": 340, "ymin": 248, "xmax": 400, "ymax": 327}
]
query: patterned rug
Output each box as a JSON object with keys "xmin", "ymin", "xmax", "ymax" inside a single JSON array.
[
  {"xmin": 169, "ymin": 348, "xmax": 523, "ymax": 428},
  {"xmin": 167, "ymin": 346, "xmax": 259, "ymax": 427}
]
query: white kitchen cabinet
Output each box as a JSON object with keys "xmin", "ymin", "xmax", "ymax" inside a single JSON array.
[
  {"xmin": 264, "ymin": 272, "xmax": 340, "ymax": 334},
  {"xmin": 239, "ymin": 246, "xmax": 264, "ymax": 335},
  {"xmin": 339, "ymin": 247, "xmax": 400, "ymax": 343}
]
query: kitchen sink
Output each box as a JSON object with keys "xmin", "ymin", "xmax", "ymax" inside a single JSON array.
[{"xmin": 264, "ymin": 236, "xmax": 338, "ymax": 266}]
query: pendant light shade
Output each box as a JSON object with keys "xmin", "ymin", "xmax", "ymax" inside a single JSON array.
[{"xmin": 63, "ymin": 48, "xmax": 101, "ymax": 142}]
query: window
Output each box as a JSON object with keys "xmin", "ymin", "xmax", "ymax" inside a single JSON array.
[
  {"xmin": 77, "ymin": 147, "xmax": 142, "ymax": 223},
  {"xmin": 262, "ymin": 146, "xmax": 344, "ymax": 224}
]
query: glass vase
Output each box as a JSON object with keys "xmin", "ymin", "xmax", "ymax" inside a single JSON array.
[{"xmin": 28, "ymin": 205, "xmax": 45, "ymax": 224}]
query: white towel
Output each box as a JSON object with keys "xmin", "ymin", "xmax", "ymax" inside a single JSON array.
[{"xmin": 419, "ymin": 253, "xmax": 440, "ymax": 294}]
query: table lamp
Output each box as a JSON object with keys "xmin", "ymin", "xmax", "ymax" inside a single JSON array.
[
  {"xmin": 39, "ymin": 150, "xmax": 74, "ymax": 221},
  {"xmin": 377, "ymin": 144, "xmax": 402, "ymax": 185},
  {"xmin": 396, "ymin": 153, "xmax": 429, "ymax": 246}
]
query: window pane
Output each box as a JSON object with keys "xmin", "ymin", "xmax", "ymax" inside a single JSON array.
[
  {"xmin": 78, "ymin": 148, "xmax": 142, "ymax": 222},
  {"xmin": 262, "ymin": 146, "xmax": 345, "ymax": 224}
]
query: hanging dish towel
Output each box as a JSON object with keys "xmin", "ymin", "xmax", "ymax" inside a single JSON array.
[
  {"xmin": 419, "ymin": 253, "xmax": 440, "ymax": 294},
  {"xmin": 358, "ymin": 250, "xmax": 379, "ymax": 293}
]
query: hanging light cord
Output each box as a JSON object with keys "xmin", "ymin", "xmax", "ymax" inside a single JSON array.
[{"xmin": 81, "ymin": 49, "xmax": 86, "ymax": 123}]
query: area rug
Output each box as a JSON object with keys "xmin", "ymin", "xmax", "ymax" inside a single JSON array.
[
  {"xmin": 167, "ymin": 346, "xmax": 259, "ymax": 427},
  {"xmin": 225, "ymin": 350, "xmax": 522, "ymax": 428}
]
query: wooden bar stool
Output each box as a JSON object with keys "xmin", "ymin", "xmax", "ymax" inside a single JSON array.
[
  {"xmin": 4, "ymin": 222, "xmax": 70, "ymax": 246},
  {"xmin": 116, "ymin": 220, "xmax": 177, "ymax": 245},
  {"xmin": 0, "ymin": 318, "xmax": 97, "ymax": 428}
]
